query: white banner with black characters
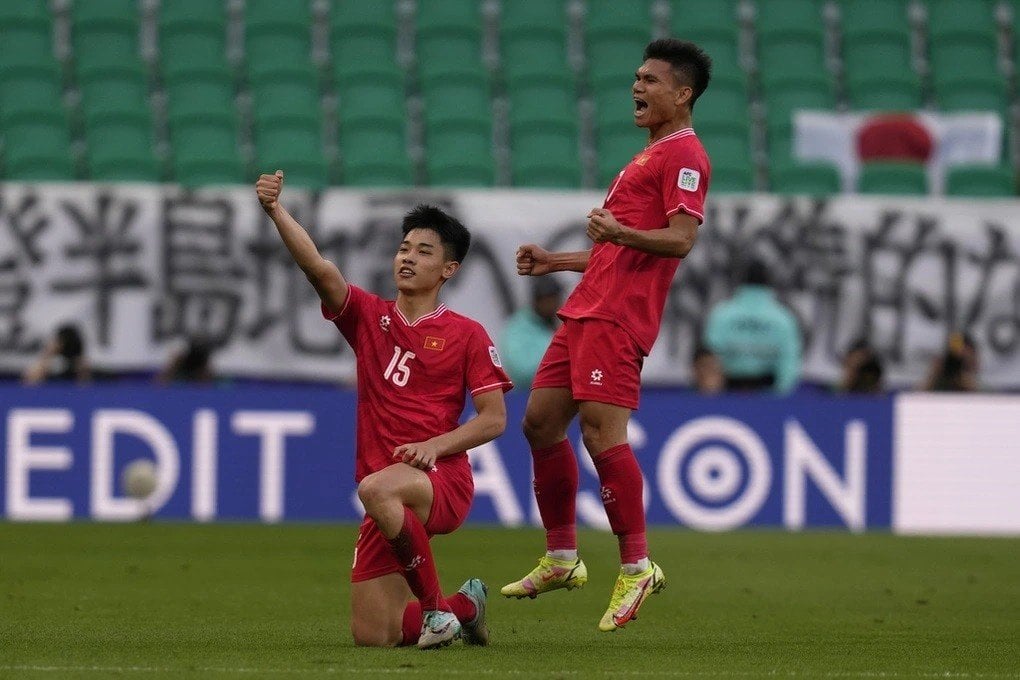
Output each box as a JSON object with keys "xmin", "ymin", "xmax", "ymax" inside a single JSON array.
[{"xmin": 1, "ymin": 183, "xmax": 1019, "ymax": 388}]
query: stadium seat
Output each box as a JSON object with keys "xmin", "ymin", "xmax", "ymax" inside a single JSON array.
[
  {"xmin": 0, "ymin": 3, "xmax": 50, "ymax": 26},
  {"xmin": 501, "ymin": 34, "xmax": 570, "ymax": 83},
  {"xmin": 842, "ymin": 36, "xmax": 915, "ymax": 85},
  {"xmin": 696, "ymin": 36, "xmax": 743, "ymax": 82},
  {"xmin": 758, "ymin": 36, "xmax": 827, "ymax": 82},
  {"xmin": 173, "ymin": 157, "xmax": 246, "ymax": 187},
  {"xmin": 332, "ymin": 34, "xmax": 401, "ymax": 83},
  {"xmin": 246, "ymin": 0, "xmax": 313, "ymax": 80},
  {"xmin": 857, "ymin": 161, "xmax": 927, "ymax": 195},
  {"xmin": 339, "ymin": 122, "xmax": 413, "ymax": 187},
  {"xmin": 78, "ymin": 68, "xmax": 150, "ymax": 126},
  {"xmin": 255, "ymin": 122, "xmax": 328, "ymax": 189},
  {"xmin": 71, "ymin": 0, "xmax": 137, "ymax": 33},
  {"xmin": 0, "ymin": 24, "xmax": 53, "ymax": 69},
  {"xmin": 85, "ymin": 115, "xmax": 161, "ymax": 181},
  {"xmin": 596, "ymin": 125, "xmax": 643, "ymax": 186},
  {"xmin": 161, "ymin": 27, "xmax": 228, "ymax": 79},
  {"xmin": 164, "ymin": 68, "xmax": 236, "ymax": 123},
  {"xmin": 840, "ymin": 0, "xmax": 911, "ymax": 42},
  {"xmin": 591, "ymin": 85, "xmax": 639, "ymax": 135},
  {"xmin": 416, "ymin": 0, "xmax": 482, "ymax": 81},
  {"xmin": 0, "ymin": 65, "xmax": 64, "ymax": 127},
  {"xmin": 421, "ymin": 75, "xmax": 492, "ymax": 132},
  {"xmin": 755, "ymin": 0, "xmax": 824, "ymax": 38},
  {"xmin": 584, "ymin": 0, "xmax": 654, "ymax": 90},
  {"xmin": 251, "ymin": 69, "xmax": 321, "ymax": 128},
  {"xmin": 945, "ymin": 165, "xmax": 1017, "ymax": 197},
  {"xmin": 425, "ymin": 127, "xmax": 495, "ymax": 187},
  {"xmin": 507, "ymin": 76, "xmax": 577, "ymax": 131},
  {"xmin": 762, "ymin": 74, "xmax": 835, "ymax": 160},
  {"xmin": 512, "ymin": 127, "xmax": 581, "ymax": 187},
  {"xmin": 669, "ymin": 0, "xmax": 739, "ymax": 42},
  {"xmin": 417, "ymin": 0, "xmax": 482, "ymax": 35},
  {"xmin": 697, "ymin": 121, "xmax": 752, "ymax": 167},
  {"xmin": 927, "ymin": 0, "xmax": 997, "ymax": 41},
  {"xmin": 160, "ymin": 0, "xmax": 227, "ymax": 32},
  {"xmin": 710, "ymin": 164, "xmax": 754, "ymax": 192},
  {"xmin": 73, "ymin": 28, "xmax": 140, "ymax": 78},
  {"xmin": 929, "ymin": 38, "xmax": 999, "ymax": 85},
  {"xmin": 337, "ymin": 74, "xmax": 407, "ymax": 129},
  {"xmin": 2, "ymin": 116, "xmax": 75, "ymax": 180},
  {"xmin": 770, "ymin": 161, "xmax": 841, "ymax": 194},
  {"xmin": 170, "ymin": 115, "xmax": 242, "ymax": 177},
  {"xmin": 501, "ymin": 1, "xmax": 568, "ymax": 39},
  {"xmin": 846, "ymin": 74, "xmax": 923, "ymax": 111},
  {"xmin": 933, "ymin": 75, "xmax": 1008, "ymax": 114},
  {"xmin": 331, "ymin": 0, "xmax": 397, "ymax": 36},
  {"xmin": 695, "ymin": 76, "xmax": 750, "ymax": 129}
]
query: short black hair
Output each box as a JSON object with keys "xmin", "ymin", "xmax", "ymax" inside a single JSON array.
[
  {"xmin": 56, "ymin": 324, "xmax": 84, "ymax": 359},
  {"xmin": 401, "ymin": 204, "xmax": 471, "ymax": 263},
  {"xmin": 742, "ymin": 258, "xmax": 770, "ymax": 286},
  {"xmin": 643, "ymin": 38, "xmax": 712, "ymax": 109}
]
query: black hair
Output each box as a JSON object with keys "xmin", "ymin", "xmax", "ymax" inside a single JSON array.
[
  {"xmin": 401, "ymin": 204, "xmax": 471, "ymax": 263},
  {"xmin": 56, "ymin": 324, "xmax": 84, "ymax": 360},
  {"xmin": 742, "ymin": 259, "xmax": 770, "ymax": 286},
  {"xmin": 643, "ymin": 38, "xmax": 712, "ymax": 109}
]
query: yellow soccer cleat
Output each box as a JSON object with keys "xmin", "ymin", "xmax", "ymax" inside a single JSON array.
[
  {"xmin": 598, "ymin": 562, "xmax": 666, "ymax": 632},
  {"xmin": 500, "ymin": 555, "xmax": 588, "ymax": 599}
]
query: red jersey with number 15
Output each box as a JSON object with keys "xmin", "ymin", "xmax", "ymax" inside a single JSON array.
[
  {"xmin": 324, "ymin": 286, "xmax": 513, "ymax": 482},
  {"xmin": 559, "ymin": 127, "xmax": 710, "ymax": 355}
]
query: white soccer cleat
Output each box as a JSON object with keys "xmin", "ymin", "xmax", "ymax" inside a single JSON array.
[{"xmin": 416, "ymin": 610, "xmax": 462, "ymax": 650}]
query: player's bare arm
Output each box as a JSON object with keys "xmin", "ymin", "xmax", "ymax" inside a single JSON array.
[
  {"xmin": 516, "ymin": 244, "xmax": 590, "ymax": 276},
  {"xmin": 393, "ymin": 389, "xmax": 507, "ymax": 470},
  {"xmin": 587, "ymin": 208, "xmax": 699, "ymax": 259},
  {"xmin": 256, "ymin": 170, "xmax": 349, "ymax": 313}
]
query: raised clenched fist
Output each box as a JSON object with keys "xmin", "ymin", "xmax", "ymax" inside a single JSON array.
[{"xmin": 256, "ymin": 170, "xmax": 284, "ymax": 214}]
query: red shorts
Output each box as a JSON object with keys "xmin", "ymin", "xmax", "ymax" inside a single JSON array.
[
  {"xmin": 350, "ymin": 458, "xmax": 474, "ymax": 583},
  {"xmin": 532, "ymin": 318, "xmax": 644, "ymax": 410}
]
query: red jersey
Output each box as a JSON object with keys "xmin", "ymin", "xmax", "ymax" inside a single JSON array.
[
  {"xmin": 559, "ymin": 127, "xmax": 711, "ymax": 355},
  {"xmin": 324, "ymin": 285, "xmax": 513, "ymax": 482}
]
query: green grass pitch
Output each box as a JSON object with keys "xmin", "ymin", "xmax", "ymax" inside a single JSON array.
[{"xmin": 1, "ymin": 523, "xmax": 1017, "ymax": 679}]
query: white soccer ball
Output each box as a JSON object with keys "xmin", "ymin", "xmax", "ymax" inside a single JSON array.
[{"xmin": 121, "ymin": 459, "xmax": 158, "ymax": 500}]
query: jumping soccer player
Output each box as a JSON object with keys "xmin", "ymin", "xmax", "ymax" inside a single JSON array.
[
  {"xmin": 257, "ymin": 172, "xmax": 512, "ymax": 649},
  {"xmin": 502, "ymin": 38, "xmax": 712, "ymax": 632}
]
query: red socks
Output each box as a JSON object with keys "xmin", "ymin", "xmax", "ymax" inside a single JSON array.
[
  {"xmin": 531, "ymin": 439, "xmax": 579, "ymax": 552},
  {"xmin": 387, "ymin": 507, "xmax": 446, "ymax": 612},
  {"xmin": 400, "ymin": 593, "xmax": 477, "ymax": 646},
  {"xmin": 593, "ymin": 443, "xmax": 648, "ymax": 564}
]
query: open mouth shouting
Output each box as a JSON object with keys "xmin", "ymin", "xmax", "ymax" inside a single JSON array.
[{"xmin": 634, "ymin": 96, "xmax": 648, "ymax": 118}]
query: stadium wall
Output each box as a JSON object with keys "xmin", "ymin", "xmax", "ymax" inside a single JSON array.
[
  {"xmin": 1, "ymin": 183, "xmax": 1020, "ymax": 388},
  {"xmin": 1, "ymin": 386, "xmax": 1017, "ymax": 536}
]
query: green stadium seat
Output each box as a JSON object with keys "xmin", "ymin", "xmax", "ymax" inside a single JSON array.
[
  {"xmin": 425, "ymin": 127, "xmax": 494, "ymax": 187},
  {"xmin": 843, "ymin": 36, "xmax": 915, "ymax": 84},
  {"xmin": 767, "ymin": 124, "xmax": 794, "ymax": 163},
  {"xmin": 73, "ymin": 29, "xmax": 140, "ymax": 77},
  {"xmin": 840, "ymin": 0, "xmax": 911, "ymax": 41},
  {"xmin": 762, "ymin": 75, "xmax": 835, "ymax": 159},
  {"xmin": 596, "ymin": 126, "xmax": 643, "ymax": 186},
  {"xmin": 331, "ymin": 0, "xmax": 397, "ymax": 37},
  {"xmin": 586, "ymin": 37, "xmax": 651, "ymax": 92},
  {"xmin": 512, "ymin": 128, "xmax": 581, "ymax": 187},
  {"xmin": 71, "ymin": 0, "xmax": 137, "ymax": 33},
  {"xmin": 501, "ymin": 1, "xmax": 567, "ymax": 39},
  {"xmin": 0, "ymin": 3, "xmax": 50, "ymax": 26},
  {"xmin": 669, "ymin": 0, "xmax": 739, "ymax": 42},
  {"xmin": 933, "ymin": 75, "xmax": 1008, "ymax": 114},
  {"xmin": 694, "ymin": 76, "xmax": 750, "ymax": 128},
  {"xmin": 2, "ymin": 116, "xmax": 75, "ymax": 180},
  {"xmin": 337, "ymin": 75, "xmax": 406, "ymax": 129},
  {"xmin": 246, "ymin": 0, "xmax": 311, "ymax": 34},
  {"xmin": 770, "ymin": 161, "xmax": 841, "ymax": 194},
  {"xmin": 247, "ymin": 32, "xmax": 312, "ymax": 80},
  {"xmin": 332, "ymin": 34, "xmax": 401, "ymax": 83},
  {"xmin": 251, "ymin": 69, "xmax": 321, "ymax": 128},
  {"xmin": 697, "ymin": 36, "xmax": 743, "ymax": 81},
  {"xmin": 501, "ymin": 34, "xmax": 570, "ymax": 83},
  {"xmin": 0, "ymin": 26, "xmax": 53, "ymax": 69},
  {"xmin": 418, "ymin": 35, "xmax": 483, "ymax": 81},
  {"xmin": 586, "ymin": 0, "xmax": 654, "ymax": 39},
  {"xmin": 170, "ymin": 115, "xmax": 241, "ymax": 170},
  {"xmin": 857, "ymin": 161, "xmax": 927, "ymax": 195},
  {"xmin": 507, "ymin": 76, "xmax": 577, "ymax": 130},
  {"xmin": 417, "ymin": 0, "xmax": 482, "ymax": 35},
  {"xmin": 0, "ymin": 65, "xmax": 64, "ymax": 126},
  {"xmin": 160, "ymin": 0, "xmax": 227, "ymax": 33},
  {"xmin": 945, "ymin": 165, "xmax": 1016, "ymax": 197},
  {"xmin": 929, "ymin": 38, "xmax": 999, "ymax": 84},
  {"xmin": 758, "ymin": 36, "xmax": 827, "ymax": 81},
  {"xmin": 78, "ymin": 69, "xmax": 150, "ymax": 126},
  {"xmin": 421, "ymin": 75, "xmax": 491, "ymax": 132},
  {"xmin": 339, "ymin": 121, "xmax": 413, "ymax": 186},
  {"xmin": 711, "ymin": 164, "xmax": 754, "ymax": 192},
  {"xmin": 697, "ymin": 121, "xmax": 752, "ymax": 167},
  {"xmin": 85, "ymin": 115, "xmax": 161, "ymax": 181},
  {"xmin": 927, "ymin": 0, "xmax": 997, "ymax": 41},
  {"xmin": 591, "ymin": 85, "xmax": 639, "ymax": 133},
  {"xmin": 165, "ymin": 69, "xmax": 235, "ymax": 123},
  {"xmin": 254, "ymin": 121, "xmax": 328, "ymax": 189},
  {"xmin": 755, "ymin": 0, "xmax": 824, "ymax": 38},
  {"xmin": 846, "ymin": 74, "xmax": 923, "ymax": 111},
  {"xmin": 161, "ymin": 27, "xmax": 228, "ymax": 79},
  {"xmin": 173, "ymin": 157, "xmax": 246, "ymax": 187}
]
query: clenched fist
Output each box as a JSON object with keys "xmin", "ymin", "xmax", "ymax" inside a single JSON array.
[
  {"xmin": 256, "ymin": 170, "xmax": 284, "ymax": 214},
  {"xmin": 516, "ymin": 243, "xmax": 553, "ymax": 276}
]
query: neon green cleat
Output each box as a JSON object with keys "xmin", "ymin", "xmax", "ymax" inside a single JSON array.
[
  {"xmin": 598, "ymin": 562, "xmax": 666, "ymax": 632},
  {"xmin": 500, "ymin": 555, "xmax": 588, "ymax": 599}
]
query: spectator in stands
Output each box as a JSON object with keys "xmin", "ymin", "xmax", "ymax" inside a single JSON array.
[
  {"xmin": 838, "ymin": 338, "xmax": 884, "ymax": 394},
  {"xmin": 921, "ymin": 332, "xmax": 979, "ymax": 392},
  {"xmin": 499, "ymin": 277, "xmax": 563, "ymax": 387},
  {"xmin": 157, "ymin": 336, "xmax": 215, "ymax": 384},
  {"xmin": 22, "ymin": 323, "xmax": 92, "ymax": 385},
  {"xmin": 691, "ymin": 345, "xmax": 724, "ymax": 395},
  {"xmin": 703, "ymin": 259, "xmax": 801, "ymax": 394}
]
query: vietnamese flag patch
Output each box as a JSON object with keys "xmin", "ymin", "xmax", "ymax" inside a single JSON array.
[{"xmin": 424, "ymin": 336, "xmax": 446, "ymax": 351}]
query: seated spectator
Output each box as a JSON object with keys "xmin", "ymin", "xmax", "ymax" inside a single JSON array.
[
  {"xmin": 920, "ymin": 332, "xmax": 979, "ymax": 392},
  {"xmin": 703, "ymin": 259, "xmax": 802, "ymax": 394},
  {"xmin": 157, "ymin": 337, "xmax": 215, "ymax": 384},
  {"xmin": 838, "ymin": 338, "xmax": 885, "ymax": 394},
  {"xmin": 499, "ymin": 277, "xmax": 563, "ymax": 387},
  {"xmin": 691, "ymin": 345, "xmax": 724, "ymax": 395},
  {"xmin": 22, "ymin": 324, "xmax": 92, "ymax": 385}
]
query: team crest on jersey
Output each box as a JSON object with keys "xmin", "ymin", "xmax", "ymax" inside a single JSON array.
[
  {"xmin": 635, "ymin": 154, "xmax": 651, "ymax": 166},
  {"xmin": 678, "ymin": 167, "xmax": 700, "ymax": 191},
  {"xmin": 488, "ymin": 346, "xmax": 503, "ymax": 368},
  {"xmin": 424, "ymin": 336, "xmax": 445, "ymax": 351},
  {"xmin": 379, "ymin": 315, "xmax": 391, "ymax": 332}
]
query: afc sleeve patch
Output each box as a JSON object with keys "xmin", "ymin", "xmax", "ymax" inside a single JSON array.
[
  {"xmin": 678, "ymin": 167, "xmax": 701, "ymax": 191},
  {"xmin": 488, "ymin": 345, "xmax": 503, "ymax": 368}
]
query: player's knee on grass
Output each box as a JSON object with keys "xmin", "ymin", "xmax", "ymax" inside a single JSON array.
[{"xmin": 351, "ymin": 617, "xmax": 401, "ymax": 647}]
